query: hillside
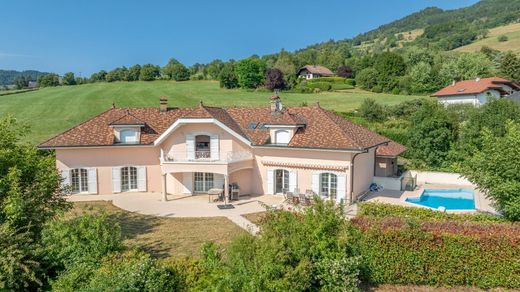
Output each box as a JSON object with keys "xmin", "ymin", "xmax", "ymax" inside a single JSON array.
[
  {"xmin": 455, "ymin": 22, "xmax": 520, "ymax": 53},
  {"xmin": 0, "ymin": 69, "xmax": 47, "ymax": 85},
  {"xmin": 0, "ymin": 81, "xmax": 425, "ymax": 144}
]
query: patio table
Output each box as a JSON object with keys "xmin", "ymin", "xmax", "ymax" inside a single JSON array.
[{"xmin": 208, "ymin": 188, "xmax": 224, "ymax": 203}]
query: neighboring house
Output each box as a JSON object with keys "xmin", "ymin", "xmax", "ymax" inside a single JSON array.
[
  {"xmin": 297, "ymin": 65, "xmax": 334, "ymax": 80},
  {"xmin": 28, "ymin": 81, "xmax": 38, "ymax": 88},
  {"xmin": 432, "ymin": 77, "xmax": 520, "ymax": 106},
  {"xmin": 38, "ymin": 96, "xmax": 406, "ymax": 204}
]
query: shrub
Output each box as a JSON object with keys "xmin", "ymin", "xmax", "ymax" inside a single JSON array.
[
  {"xmin": 331, "ymin": 83, "xmax": 354, "ymax": 91},
  {"xmin": 497, "ymin": 35, "xmax": 508, "ymax": 42},
  {"xmin": 358, "ymin": 98, "xmax": 387, "ymax": 122},
  {"xmin": 345, "ymin": 78, "xmax": 356, "ymax": 86},
  {"xmin": 358, "ymin": 202, "xmax": 505, "ymax": 223},
  {"xmin": 307, "ymin": 81, "xmax": 331, "ymax": 91},
  {"xmin": 350, "ymin": 216, "xmax": 520, "ymax": 288}
]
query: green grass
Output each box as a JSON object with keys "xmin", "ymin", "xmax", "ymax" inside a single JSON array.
[
  {"xmin": 0, "ymin": 80, "xmax": 426, "ymax": 143},
  {"xmin": 455, "ymin": 22, "xmax": 520, "ymax": 53}
]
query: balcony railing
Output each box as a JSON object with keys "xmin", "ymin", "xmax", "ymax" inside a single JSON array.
[{"xmin": 161, "ymin": 150, "xmax": 253, "ymax": 163}]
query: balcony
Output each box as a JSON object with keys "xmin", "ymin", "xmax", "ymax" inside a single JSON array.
[{"xmin": 161, "ymin": 150, "xmax": 253, "ymax": 164}]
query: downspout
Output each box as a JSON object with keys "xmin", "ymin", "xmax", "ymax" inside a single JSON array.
[{"xmin": 349, "ymin": 150, "xmax": 366, "ymax": 204}]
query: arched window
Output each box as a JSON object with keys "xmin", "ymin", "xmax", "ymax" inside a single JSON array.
[
  {"xmin": 195, "ymin": 135, "xmax": 210, "ymax": 159},
  {"xmin": 320, "ymin": 173, "xmax": 337, "ymax": 200},
  {"xmin": 71, "ymin": 168, "xmax": 88, "ymax": 193},
  {"xmin": 121, "ymin": 166, "xmax": 138, "ymax": 192},
  {"xmin": 274, "ymin": 130, "xmax": 290, "ymax": 144},
  {"xmin": 275, "ymin": 169, "xmax": 289, "ymax": 194}
]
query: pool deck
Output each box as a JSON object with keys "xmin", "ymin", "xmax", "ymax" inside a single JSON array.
[{"xmin": 360, "ymin": 183, "xmax": 498, "ymax": 215}]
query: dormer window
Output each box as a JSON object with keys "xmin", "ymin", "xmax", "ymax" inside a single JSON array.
[
  {"xmin": 119, "ymin": 128, "xmax": 139, "ymax": 144},
  {"xmin": 274, "ymin": 130, "xmax": 290, "ymax": 144}
]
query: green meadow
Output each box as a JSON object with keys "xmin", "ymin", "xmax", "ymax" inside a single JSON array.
[{"xmin": 0, "ymin": 80, "xmax": 426, "ymax": 143}]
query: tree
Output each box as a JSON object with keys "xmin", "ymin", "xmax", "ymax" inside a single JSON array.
[
  {"xmin": 204, "ymin": 59, "xmax": 224, "ymax": 80},
  {"xmin": 460, "ymin": 121, "xmax": 520, "ymax": 221},
  {"xmin": 162, "ymin": 58, "xmax": 189, "ymax": 81},
  {"xmin": 337, "ymin": 65, "xmax": 354, "ymax": 78},
  {"xmin": 265, "ymin": 68, "xmax": 285, "ymax": 90},
  {"xmin": 374, "ymin": 52, "xmax": 406, "ymax": 91},
  {"xmin": 500, "ymin": 52, "xmax": 520, "ymax": 81},
  {"xmin": 355, "ymin": 68, "xmax": 379, "ymax": 90},
  {"xmin": 218, "ymin": 63, "xmax": 238, "ymax": 89},
  {"xmin": 406, "ymin": 101, "xmax": 455, "ymax": 168},
  {"xmin": 273, "ymin": 49, "xmax": 296, "ymax": 78},
  {"xmin": 139, "ymin": 64, "xmax": 160, "ymax": 81},
  {"xmin": 234, "ymin": 58, "xmax": 266, "ymax": 89},
  {"xmin": 14, "ymin": 75, "xmax": 30, "ymax": 89},
  {"xmin": 38, "ymin": 73, "xmax": 60, "ymax": 87},
  {"xmin": 439, "ymin": 52, "xmax": 494, "ymax": 85},
  {"xmin": 105, "ymin": 67, "xmax": 129, "ymax": 82},
  {"xmin": 62, "ymin": 72, "xmax": 76, "ymax": 85},
  {"xmin": 127, "ymin": 64, "xmax": 141, "ymax": 81},
  {"xmin": 359, "ymin": 98, "xmax": 387, "ymax": 122},
  {"xmin": 90, "ymin": 70, "xmax": 107, "ymax": 82},
  {"xmin": 408, "ymin": 62, "xmax": 437, "ymax": 93}
]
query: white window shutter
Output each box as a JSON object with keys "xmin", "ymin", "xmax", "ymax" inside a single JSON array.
[
  {"xmin": 112, "ymin": 167, "xmax": 121, "ymax": 193},
  {"xmin": 210, "ymin": 134, "xmax": 219, "ymax": 160},
  {"xmin": 312, "ymin": 173, "xmax": 320, "ymax": 195},
  {"xmin": 266, "ymin": 169, "xmax": 274, "ymax": 195},
  {"xmin": 337, "ymin": 174, "xmax": 347, "ymax": 204},
  {"xmin": 182, "ymin": 172, "xmax": 193, "ymax": 194},
  {"xmin": 137, "ymin": 166, "xmax": 147, "ymax": 192},
  {"xmin": 186, "ymin": 134, "xmax": 195, "ymax": 160},
  {"xmin": 61, "ymin": 169, "xmax": 71, "ymax": 193},
  {"xmin": 87, "ymin": 168, "xmax": 98, "ymax": 194},
  {"xmin": 289, "ymin": 170, "xmax": 297, "ymax": 192}
]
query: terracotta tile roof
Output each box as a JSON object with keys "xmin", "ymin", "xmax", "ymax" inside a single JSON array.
[
  {"xmin": 432, "ymin": 77, "xmax": 519, "ymax": 97},
  {"xmin": 298, "ymin": 65, "xmax": 334, "ymax": 76},
  {"xmin": 39, "ymin": 102, "xmax": 404, "ymax": 153},
  {"xmin": 109, "ymin": 111, "xmax": 146, "ymax": 125},
  {"xmin": 376, "ymin": 141, "xmax": 407, "ymax": 157}
]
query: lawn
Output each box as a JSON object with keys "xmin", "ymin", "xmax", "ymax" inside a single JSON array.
[
  {"xmin": 68, "ymin": 201, "xmax": 246, "ymax": 258},
  {"xmin": 455, "ymin": 22, "xmax": 520, "ymax": 53},
  {"xmin": 0, "ymin": 80, "xmax": 426, "ymax": 143}
]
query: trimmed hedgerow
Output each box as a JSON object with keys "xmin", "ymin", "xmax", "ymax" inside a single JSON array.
[
  {"xmin": 349, "ymin": 216, "xmax": 520, "ymax": 288},
  {"xmin": 358, "ymin": 202, "xmax": 505, "ymax": 223}
]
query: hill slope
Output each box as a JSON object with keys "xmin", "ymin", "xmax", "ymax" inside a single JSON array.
[
  {"xmin": 0, "ymin": 81, "xmax": 425, "ymax": 144},
  {"xmin": 0, "ymin": 69, "xmax": 48, "ymax": 85},
  {"xmin": 455, "ymin": 22, "xmax": 520, "ymax": 53}
]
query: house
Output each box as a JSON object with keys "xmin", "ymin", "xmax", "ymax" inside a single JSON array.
[
  {"xmin": 297, "ymin": 65, "xmax": 334, "ymax": 80},
  {"xmin": 432, "ymin": 77, "xmax": 520, "ymax": 106},
  {"xmin": 38, "ymin": 95, "xmax": 406, "ymax": 204}
]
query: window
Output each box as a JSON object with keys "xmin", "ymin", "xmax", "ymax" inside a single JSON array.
[
  {"xmin": 275, "ymin": 169, "xmax": 289, "ymax": 194},
  {"xmin": 195, "ymin": 135, "xmax": 211, "ymax": 159},
  {"xmin": 119, "ymin": 129, "xmax": 138, "ymax": 144},
  {"xmin": 194, "ymin": 172, "xmax": 214, "ymax": 193},
  {"xmin": 320, "ymin": 173, "xmax": 337, "ymax": 200},
  {"xmin": 71, "ymin": 168, "xmax": 88, "ymax": 193},
  {"xmin": 274, "ymin": 130, "xmax": 290, "ymax": 144},
  {"xmin": 121, "ymin": 166, "xmax": 138, "ymax": 192}
]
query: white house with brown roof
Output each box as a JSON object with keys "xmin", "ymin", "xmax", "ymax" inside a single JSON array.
[
  {"xmin": 38, "ymin": 95, "xmax": 406, "ymax": 204},
  {"xmin": 432, "ymin": 77, "xmax": 520, "ymax": 106},
  {"xmin": 297, "ymin": 65, "xmax": 334, "ymax": 80}
]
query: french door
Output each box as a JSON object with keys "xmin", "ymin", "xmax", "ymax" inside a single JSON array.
[
  {"xmin": 194, "ymin": 172, "xmax": 214, "ymax": 193},
  {"xmin": 121, "ymin": 166, "xmax": 138, "ymax": 192},
  {"xmin": 275, "ymin": 169, "xmax": 289, "ymax": 194}
]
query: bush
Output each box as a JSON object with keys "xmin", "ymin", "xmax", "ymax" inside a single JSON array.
[
  {"xmin": 359, "ymin": 202, "xmax": 505, "ymax": 223},
  {"xmin": 331, "ymin": 83, "xmax": 354, "ymax": 91},
  {"xmin": 350, "ymin": 216, "xmax": 520, "ymax": 288},
  {"xmin": 497, "ymin": 35, "xmax": 508, "ymax": 42},
  {"xmin": 306, "ymin": 81, "xmax": 331, "ymax": 91},
  {"xmin": 359, "ymin": 98, "xmax": 387, "ymax": 122},
  {"xmin": 345, "ymin": 78, "xmax": 356, "ymax": 86}
]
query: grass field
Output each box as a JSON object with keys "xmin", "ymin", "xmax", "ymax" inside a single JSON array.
[
  {"xmin": 455, "ymin": 22, "xmax": 520, "ymax": 53},
  {"xmin": 0, "ymin": 80, "xmax": 425, "ymax": 143},
  {"xmin": 68, "ymin": 201, "xmax": 245, "ymax": 258}
]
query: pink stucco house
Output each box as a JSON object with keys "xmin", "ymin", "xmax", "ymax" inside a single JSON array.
[{"xmin": 38, "ymin": 95, "xmax": 405, "ymax": 204}]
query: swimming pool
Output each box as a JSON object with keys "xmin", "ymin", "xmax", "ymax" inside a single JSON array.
[{"xmin": 405, "ymin": 189, "xmax": 476, "ymax": 211}]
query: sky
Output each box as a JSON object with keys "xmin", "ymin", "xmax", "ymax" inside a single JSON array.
[{"xmin": 0, "ymin": 0, "xmax": 479, "ymax": 75}]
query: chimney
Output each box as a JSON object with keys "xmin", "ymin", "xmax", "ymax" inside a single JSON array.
[
  {"xmin": 270, "ymin": 92, "xmax": 282, "ymax": 115},
  {"xmin": 452, "ymin": 80, "xmax": 456, "ymax": 86},
  {"xmin": 475, "ymin": 77, "xmax": 481, "ymax": 82},
  {"xmin": 159, "ymin": 96, "xmax": 168, "ymax": 112}
]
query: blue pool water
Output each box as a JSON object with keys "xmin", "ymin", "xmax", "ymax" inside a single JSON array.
[{"xmin": 405, "ymin": 189, "xmax": 475, "ymax": 210}]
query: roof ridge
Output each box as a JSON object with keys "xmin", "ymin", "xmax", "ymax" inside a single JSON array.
[{"xmin": 39, "ymin": 107, "xmax": 115, "ymax": 146}]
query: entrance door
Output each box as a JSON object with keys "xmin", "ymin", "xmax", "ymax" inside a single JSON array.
[
  {"xmin": 275, "ymin": 169, "xmax": 289, "ymax": 194},
  {"xmin": 194, "ymin": 172, "xmax": 214, "ymax": 193}
]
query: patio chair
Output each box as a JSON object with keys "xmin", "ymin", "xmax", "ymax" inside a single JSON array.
[
  {"xmin": 299, "ymin": 193, "xmax": 310, "ymax": 206},
  {"xmin": 284, "ymin": 191, "xmax": 294, "ymax": 204}
]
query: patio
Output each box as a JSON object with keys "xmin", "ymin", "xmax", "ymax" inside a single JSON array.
[{"xmin": 67, "ymin": 192, "xmax": 286, "ymax": 233}]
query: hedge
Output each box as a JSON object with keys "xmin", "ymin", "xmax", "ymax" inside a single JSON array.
[
  {"xmin": 358, "ymin": 202, "xmax": 505, "ymax": 223},
  {"xmin": 310, "ymin": 76, "xmax": 346, "ymax": 83},
  {"xmin": 306, "ymin": 82, "xmax": 331, "ymax": 91},
  {"xmin": 350, "ymin": 216, "xmax": 520, "ymax": 288}
]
